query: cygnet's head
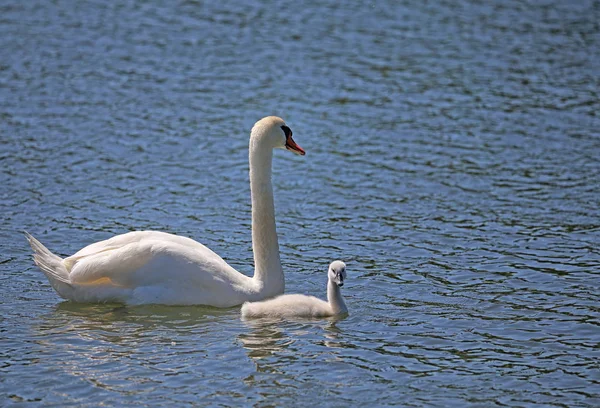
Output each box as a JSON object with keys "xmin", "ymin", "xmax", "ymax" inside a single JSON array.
[
  {"xmin": 250, "ymin": 116, "xmax": 305, "ymax": 155},
  {"xmin": 328, "ymin": 260, "xmax": 347, "ymax": 287}
]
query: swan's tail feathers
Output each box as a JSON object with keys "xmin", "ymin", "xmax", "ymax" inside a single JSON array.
[{"xmin": 25, "ymin": 232, "xmax": 73, "ymax": 298}]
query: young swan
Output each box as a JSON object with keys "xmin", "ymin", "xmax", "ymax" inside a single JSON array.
[{"xmin": 241, "ymin": 261, "xmax": 348, "ymax": 319}]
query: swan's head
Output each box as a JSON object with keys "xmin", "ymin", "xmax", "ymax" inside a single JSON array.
[
  {"xmin": 329, "ymin": 260, "xmax": 347, "ymax": 287},
  {"xmin": 251, "ymin": 116, "xmax": 305, "ymax": 156}
]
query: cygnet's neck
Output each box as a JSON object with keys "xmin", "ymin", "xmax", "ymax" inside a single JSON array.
[
  {"xmin": 249, "ymin": 140, "xmax": 284, "ymax": 295},
  {"xmin": 327, "ymin": 279, "xmax": 347, "ymax": 314}
]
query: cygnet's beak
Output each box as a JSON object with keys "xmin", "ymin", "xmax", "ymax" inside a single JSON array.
[
  {"xmin": 285, "ymin": 135, "xmax": 305, "ymax": 156},
  {"xmin": 335, "ymin": 273, "xmax": 344, "ymax": 287}
]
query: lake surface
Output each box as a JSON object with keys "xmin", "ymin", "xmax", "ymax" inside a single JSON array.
[{"xmin": 1, "ymin": 0, "xmax": 599, "ymax": 406}]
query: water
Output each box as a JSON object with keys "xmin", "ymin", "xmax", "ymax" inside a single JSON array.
[{"xmin": 1, "ymin": 0, "xmax": 599, "ymax": 406}]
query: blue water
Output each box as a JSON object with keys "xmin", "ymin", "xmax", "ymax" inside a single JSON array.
[{"xmin": 1, "ymin": 0, "xmax": 599, "ymax": 406}]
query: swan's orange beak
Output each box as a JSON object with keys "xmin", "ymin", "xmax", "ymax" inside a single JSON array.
[{"xmin": 285, "ymin": 136, "xmax": 305, "ymax": 156}]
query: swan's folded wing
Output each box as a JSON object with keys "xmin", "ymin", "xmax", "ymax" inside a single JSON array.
[
  {"xmin": 66, "ymin": 231, "xmax": 154, "ymax": 265},
  {"xmin": 67, "ymin": 242, "xmax": 155, "ymax": 287},
  {"xmin": 66, "ymin": 239, "xmax": 242, "ymax": 291},
  {"xmin": 66, "ymin": 231, "xmax": 219, "ymax": 268}
]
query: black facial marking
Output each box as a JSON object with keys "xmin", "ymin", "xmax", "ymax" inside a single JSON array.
[{"xmin": 281, "ymin": 125, "xmax": 292, "ymax": 138}]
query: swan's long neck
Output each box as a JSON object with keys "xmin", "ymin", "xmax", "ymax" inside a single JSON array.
[
  {"xmin": 249, "ymin": 141, "xmax": 284, "ymax": 295},
  {"xmin": 327, "ymin": 280, "xmax": 347, "ymax": 315}
]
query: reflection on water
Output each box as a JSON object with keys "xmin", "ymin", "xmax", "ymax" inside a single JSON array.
[
  {"xmin": 1, "ymin": 0, "xmax": 599, "ymax": 406},
  {"xmin": 239, "ymin": 317, "xmax": 347, "ymax": 360},
  {"xmin": 239, "ymin": 322, "xmax": 291, "ymax": 361}
]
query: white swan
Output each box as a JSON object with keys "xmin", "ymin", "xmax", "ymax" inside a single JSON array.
[
  {"xmin": 26, "ymin": 116, "xmax": 305, "ymax": 306},
  {"xmin": 241, "ymin": 261, "xmax": 348, "ymax": 319}
]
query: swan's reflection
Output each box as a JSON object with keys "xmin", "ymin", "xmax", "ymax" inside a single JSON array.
[
  {"xmin": 238, "ymin": 319, "xmax": 292, "ymax": 361},
  {"xmin": 50, "ymin": 301, "xmax": 233, "ymax": 332},
  {"xmin": 322, "ymin": 319, "xmax": 347, "ymax": 349},
  {"xmin": 238, "ymin": 314, "xmax": 350, "ymax": 377},
  {"xmin": 31, "ymin": 302, "xmax": 242, "ymax": 391},
  {"xmin": 33, "ymin": 301, "xmax": 237, "ymax": 353}
]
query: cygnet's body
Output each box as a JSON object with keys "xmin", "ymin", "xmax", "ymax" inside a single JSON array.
[{"xmin": 241, "ymin": 261, "xmax": 348, "ymax": 319}]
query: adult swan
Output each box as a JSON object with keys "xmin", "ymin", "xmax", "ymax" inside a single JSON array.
[{"xmin": 26, "ymin": 116, "xmax": 305, "ymax": 306}]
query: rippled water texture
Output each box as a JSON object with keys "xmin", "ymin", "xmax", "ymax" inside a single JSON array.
[{"xmin": 1, "ymin": 0, "xmax": 599, "ymax": 406}]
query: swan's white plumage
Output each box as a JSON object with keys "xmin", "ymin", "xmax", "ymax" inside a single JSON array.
[
  {"xmin": 26, "ymin": 116, "xmax": 305, "ymax": 306},
  {"xmin": 241, "ymin": 261, "xmax": 348, "ymax": 319}
]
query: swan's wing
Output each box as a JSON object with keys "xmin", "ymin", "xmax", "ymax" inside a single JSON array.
[
  {"xmin": 65, "ymin": 230, "xmax": 227, "ymax": 270},
  {"xmin": 67, "ymin": 231, "xmax": 206, "ymax": 262},
  {"xmin": 66, "ymin": 238, "xmax": 242, "ymax": 290}
]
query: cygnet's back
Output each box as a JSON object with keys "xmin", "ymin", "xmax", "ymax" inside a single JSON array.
[{"xmin": 241, "ymin": 261, "xmax": 348, "ymax": 319}]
